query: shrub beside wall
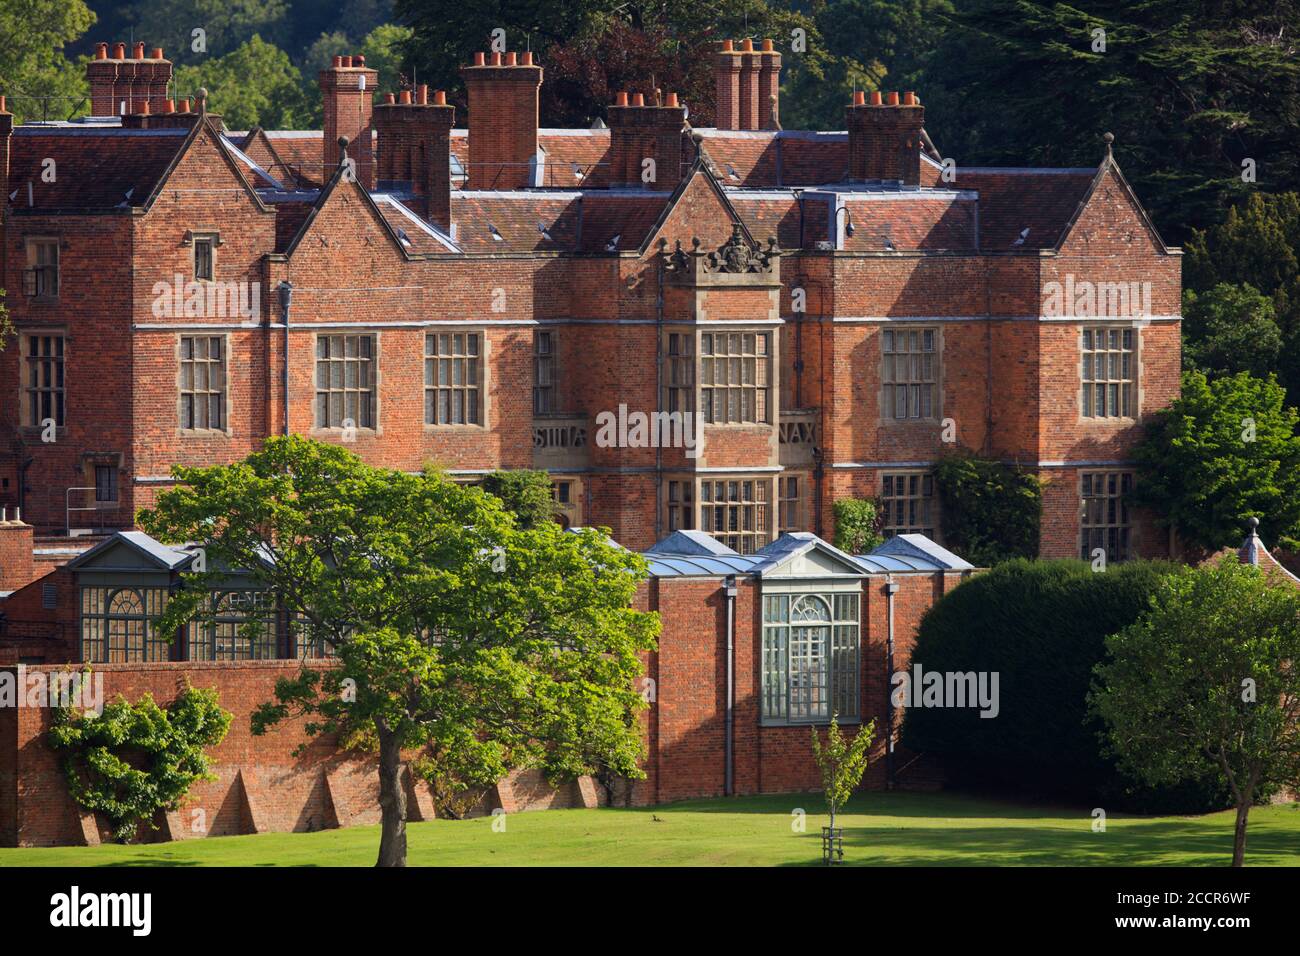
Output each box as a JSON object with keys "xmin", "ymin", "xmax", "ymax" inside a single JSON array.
[{"xmin": 832, "ymin": 498, "xmax": 884, "ymax": 554}]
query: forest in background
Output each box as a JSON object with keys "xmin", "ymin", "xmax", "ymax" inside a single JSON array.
[{"xmin": 3, "ymin": 0, "xmax": 1299, "ymax": 401}]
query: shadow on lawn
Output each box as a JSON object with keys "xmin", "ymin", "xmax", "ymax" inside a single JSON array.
[
  {"xmin": 775, "ymin": 819, "xmax": 1294, "ymax": 867},
  {"xmin": 643, "ymin": 790, "xmax": 1094, "ymax": 821}
]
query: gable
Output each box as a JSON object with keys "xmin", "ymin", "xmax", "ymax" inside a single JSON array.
[
  {"xmin": 239, "ymin": 128, "xmax": 290, "ymax": 185},
  {"xmin": 143, "ymin": 120, "xmax": 267, "ymax": 214},
  {"xmin": 283, "ymin": 170, "xmax": 409, "ymax": 262},
  {"xmin": 764, "ymin": 547, "xmax": 865, "ymax": 578},
  {"xmin": 642, "ymin": 165, "xmax": 751, "ymax": 255},
  {"xmin": 756, "ymin": 535, "xmax": 866, "ymax": 579},
  {"xmin": 1056, "ymin": 163, "xmax": 1166, "ymax": 256}
]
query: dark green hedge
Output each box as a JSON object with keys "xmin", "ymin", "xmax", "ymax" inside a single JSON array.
[{"xmin": 900, "ymin": 559, "xmax": 1233, "ymax": 813}]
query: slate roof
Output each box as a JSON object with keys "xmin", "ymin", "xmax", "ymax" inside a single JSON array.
[
  {"xmin": 647, "ymin": 530, "xmax": 742, "ymax": 556},
  {"xmin": 857, "ymin": 534, "xmax": 975, "ymax": 572},
  {"xmin": 65, "ymin": 530, "xmax": 195, "ymax": 571},
  {"xmin": 449, "ymin": 189, "xmax": 671, "ymax": 253},
  {"xmin": 1, "ymin": 114, "xmax": 1113, "ymax": 262},
  {"xmin": 950, "ymin": 168, "xmax": 1095, "ymax": 250},
  {"xmin": 264, "ymin": 130, "xmax": 327, "ymax": 187},
  {"xmin": 696, "ymin": 129, "xmax": 849, "ymax": 187},
  {"xmin": 643, "ymin": 529, "xmax": 972, "ymax": 577},
  {"xmin": 449, "ymin": 130, "xmax": 614, "ymax": 189},
  {"xmin": 839, "ymin": 193, "xmax": 977, "ymax": 252},
  {"xmin": 373, "ymin": 193, "xmax": 459, "ymax": 253},
  {"xmin": 8, "ymin": 127, "xmax": 187, "ymax": 211}
]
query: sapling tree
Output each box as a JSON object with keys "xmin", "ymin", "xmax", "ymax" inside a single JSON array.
[
  {"xmin": 810, "ymin": 714, "xmax": 875, "ymax": 836},
  {"xmin": 1090, "ymin": 558, "xmax": 1300, "ymax": 866},
  {"xmin": 139, "ymin": 436, "xmax": 659, "ymax": 867}
]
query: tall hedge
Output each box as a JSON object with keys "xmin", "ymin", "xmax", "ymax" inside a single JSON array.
[{"xmin": 900, "ymin": 559, "xmax": 1232, "ymax": 812}]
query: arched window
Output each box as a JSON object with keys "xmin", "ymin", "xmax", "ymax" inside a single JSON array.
[
  {"xmin": 761, "ymin": 592, "xmax": 860, "ymax": 723},
  {"xmin": 189, "ymin": 590, "xmax": 275, "ymax": 661},
  {"xmin": 80, "ymin": 586, "xmax": 171, "ymax": 663}
]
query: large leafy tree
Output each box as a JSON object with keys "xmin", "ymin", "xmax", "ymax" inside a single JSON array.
[
  {"xmin": 779, "ymin": 0, "xmax": 953, "ymax": 132},
  {"xmin": 923, "ymin": 0, "xmax": 1300, "ymax": 245},
  {"xmin": 0, "ymin": 0, "xmax": 94, "ymax": 123},
  {"xmin": 1182, "ymin": 283, "xmax": 1283, "ymax": 381},
  {"xmin": 480, "ymin": 468, "xmax": 556, "ymax": 528},
  {"xmin": 1132, "ymin": 370, "xmax": 1300, "ymax": 554},
  {"xmin": 139, "ymin": 436, "xmax": 658, "ymax": 867},
  {"xmin": 126, "ymin": 0, "xmax": 290, "ymax": 62},
  {"xmin": 394, "ymin": 0, "xmax": 833, "ymax": 126},
  {"xmin": 1184, "ymin": 193, "xmax": 1300, "ymax": 398},
  {"xmin": 1091, "ymin": 558, "xmax": 1300, "ymax": 866},
  {"xmin": 174, "ymin": 34, "xmax": 312, "ymax": 129}
]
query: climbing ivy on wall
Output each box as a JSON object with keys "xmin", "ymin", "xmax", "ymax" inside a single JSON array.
[
  {"xmin": 933, "ymin": 453, "xmax": 1043, "ymax": 566},
  {"xmin": 48, "ymin": 683, "xmax": 232, "ymax": 843}
]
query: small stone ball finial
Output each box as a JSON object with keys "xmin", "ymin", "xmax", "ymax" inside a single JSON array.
[
  {"xmin": 1102, "ymin": 131, "xmax": 1114, "ymax": 145},
  {"xmin": 1249, "ymin": 516, "xmax": 1261, "ymax": 530},
  {"xmin": 338, "ymin": 135, "xmax": 350, "ymax": 151},
  {"xmin": 690, "ymin": 130, "xmax": 703, "ymax": 144},
  {"xmin": 196, "ymin": 87, "xmax": 208, "ymax": 107}
]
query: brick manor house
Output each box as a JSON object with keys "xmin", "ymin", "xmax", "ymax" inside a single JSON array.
[
  {"xmin": 0, "ymin": 38, "xmax": 1180, "ymax": 559},
  {"xmin": 0, "ymin": 38, "xmax": 1181, "ymax": 844}
]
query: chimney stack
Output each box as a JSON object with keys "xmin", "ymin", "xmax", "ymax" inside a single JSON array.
[
  {"xmin": 714, "ymin": 39, "xmax": 781, "ymax": 131},
  {"xmin": 0, "ymin": 510, "xmax": 36, "ymax": 595},
  {"xmin": 320, "ymin": 54, "xmax": 379, "ymax": 188},
  {"xmin": 86, "ymin": 41, "xmax": 174, "ymax": 117},
  {"xmin": 758, "ymin": 39, "xmax": 781, "ymax": 130},
  {"xmin": 847, "ymin": 90, "xmax": 925, "ymax": 185},
  {"xmin": 714, "ymin": 40, "xmax": 742, "ymax": 130},
  {"xmin": 373, "ymin": 88, "xmax": 457, "ymax": 231},
  {"xmin": 460, "ymin": 48, "xmax": 543, "ymax": 190},
  {"xmin": 607, "ymin": 91, "xmax": 686, "ymax": 188}
]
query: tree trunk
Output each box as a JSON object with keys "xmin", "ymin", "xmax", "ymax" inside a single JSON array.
[
  {"xmin": 1231, "ymin": 801, "xmax": 1250, "ymax": 868},
  {"xmin": 375, "ymin": 721, "xmax": 408, "ymax": 868}
]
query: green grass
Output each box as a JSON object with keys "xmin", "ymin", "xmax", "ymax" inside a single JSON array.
[{"xmin": 3, "ymin": 792, "xmax": 1298, "ymax": 867}]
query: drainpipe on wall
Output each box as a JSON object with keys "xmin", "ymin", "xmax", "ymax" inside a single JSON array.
[
  {"xmin": 885, "ymin": 576, "xmax": 899, "ymax": 789},
  {"xmin": 724, "ymin": 574, "xmax": 738, "ymax": 796},
  {"xmin": 278, "ymin": 281, "xmax": 293, "ymax": 435},
  {"xmin": 654, "ymin": 256, "xmax": 665, "ymax": 539}
]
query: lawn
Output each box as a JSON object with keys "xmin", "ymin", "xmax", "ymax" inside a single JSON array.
[{"xmin": 2, "ymin": 791, "xmax": 1297, "ymax": 867}]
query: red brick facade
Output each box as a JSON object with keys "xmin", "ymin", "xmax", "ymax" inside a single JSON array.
[
  {"xmin": 0, "ymin": 530, "xmax": 966, "ymax": 844},
  {"xmin": 0, "ymin": 39, "xmax": 1180, "ymax": 562},
  {"xmin": 0, "ymin": 37, "xmax": 1184, "ymax": 844}
]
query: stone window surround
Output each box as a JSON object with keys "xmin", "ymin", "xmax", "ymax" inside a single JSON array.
[
  {"xmin": 879, "ymin": 324, "xmax": 942, "ymax": 424},
  {"xmin": 176, "ymin": 332, "xmax": 233, "ymax": 436},
  {"xmin": 423, "ymin": 328, "xmax": 491, "ymax": 431}
]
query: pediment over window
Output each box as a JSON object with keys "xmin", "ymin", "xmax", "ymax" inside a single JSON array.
[
  {"xmin": 66, "ymin": 531, "xmax": 196, "ymax": 574},
  {"xmin": 753, "ymin": 532, "xmax": 866, "ymax": 579}
]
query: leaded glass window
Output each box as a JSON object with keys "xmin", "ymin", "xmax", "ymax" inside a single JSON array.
[
  {"xmin": 761, "ymin": 591, "xmax": 860, "ymax": 722},
  {"xmin": 80, "ymin": 586, "xmax": 172, "ymax": 663},
  {"xmin": 188, "ymin": 590, "xmax": 276, "ymax": 661}
]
